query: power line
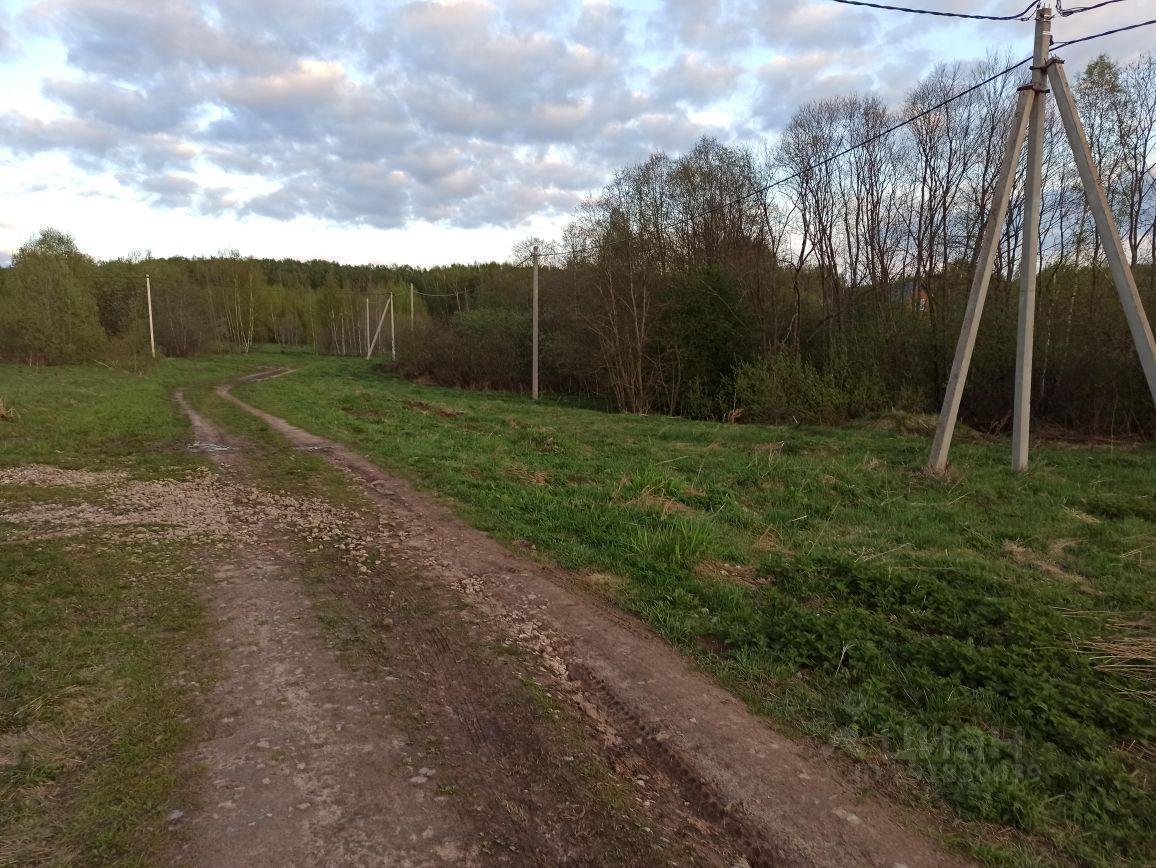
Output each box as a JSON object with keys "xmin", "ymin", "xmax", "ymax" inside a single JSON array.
[
  {"xmin": 75, "ymin": 267, "xmax": 464, "ymax": 293},
  {"xmin": 1050, "ymin": 16, "xmax": 1156, "ymax": 49},
  {"xmin": 826, "ymin": 0, "xmax": 1039, "ymax": 21},
  {"xmin": 532, "ymin": 54, "xmax": 1034, "ymax": 263},
  {"xmin": 412, "ymin": 289, "xmax": 467, "ymax": 298},
  {"xmin": 529, "ymin": 14, "xmax": 1156, "ymax": 266},
  {"xmin": 1056, "ymin": 0, "xmax": 1132, "ymax": 16},
  {"xmin": 79, "ymin": 271, "xmax": 488, "ymax": 300},
  {"xmin": 666, "ymin": 57, "xmax": 1034, "ymax": 227}
]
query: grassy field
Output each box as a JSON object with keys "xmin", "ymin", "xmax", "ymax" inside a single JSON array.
[
  {"xmin": 0, "ymin": 352, "xmax": 301, "ymax": 474},
  {"xmin": 2, "ymin": 352, "xmax": 1153, "ymax": 866},
  {"xmin": 231, "ymin": 355, "xmax": 1156, "ymax": 867},
  {"xmin": 0, "ymin": 352, "xmax": 298, "ymax": 864}
]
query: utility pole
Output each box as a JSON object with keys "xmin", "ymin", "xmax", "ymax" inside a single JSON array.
[
  {"xmin": 1048, "ymin": 59, "xmax": 1156, "ymax": 408},
  {"xmin": 531, "ymin": 245, "xmax": 540, "ymax": 400},
  {"xmin": 409, "ymin": 283, "xmax": 414, "ymax": 332},
  {"xmin": 389, "ymin": 291, "xmax": 396, "ymax": 360},
  {"xmin": 929, "ymin": 2, "xmax": 1156, "ymax": 472},
  {"xmin": 365, "ymin": 296, "xmax": 371, "ymax": 357},
  {"xmin": 928, "ymin": 89, "xmax": 1033, "ymax": 471},
  {"xmin": 367, "ymin": 295, "xmax": 391, "ymax": 359},
  {"xmin": 1011, "ymin": 4, "xmax": 1050, "ymax": 472},
  {"xmin": 145, "ymin": 273, "xmax": 156, "ymax": 359}
]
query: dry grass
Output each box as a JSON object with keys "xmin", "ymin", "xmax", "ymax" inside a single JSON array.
[
  {"xmin": 404, "ymin": 399, "xmax": 463, "ymax": 418},
  {"xmin": 1084, "ymin": 637, "xmax": 1156, "ymax": 703},
  {"xmin": 581, "ymin": 571, "xmax": 628, "ymax": 596},
  {"xmin": 752, "ymin": 441, "xmax": 786, "ymax": 454},
  {"xmin": 507, "ymin": 465, "xmax": 550, "ymax": 486},
  {"xmin": 0, "ymin": 397, "xmax": 19, "ymax": 422},
  {"xmin": 695, "ymin": 558, "xmax": 764, "ymax": 588},
  {"xmin": 1084, "ymin": 626, "xmax": 1156, "ymax": 704},
  {"xmin": 1065, "ymin": 611, "xmax": 1156, "ymax": 705},
  {"xmin": 916, "ymin": 462, "xmax": 965, "ymax": 484},
  {"xmin": 1002, "ymin": 540, "xmax": 1094, "ymax": 591},
  {"xmin": 1065, "ymin": 507, "xmax": 1101, "ymax": 525},
  {"xmin": 860, "ymin": 410, "xmax": 941, "ymax": 436},
  {"xmin": 628, "ymin": 490, "xmax": 692, "ymax": 514},
  {"xmin": 753, "ymin": 525, "xmax": 784, "ymax": 552},
  {"xmin": 1032, "ymin": 424, "xmax": 1147, "ymax": 451},
  {"xmin": 1119, "ymin": 739, "xmax": 1156, "ymax": 765}
]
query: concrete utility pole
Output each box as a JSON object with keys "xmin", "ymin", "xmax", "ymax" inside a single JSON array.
[
  {"xmin": 928, "ymin": 89, "xmax": 1033, "ymax": 471},
  {"xmin": 365, "ymin": 296, "xmax": 371, "ymax": 357},
  {"xmin": 389, "ymin": 291, "xmax": 396, "ymax": 361},
  {"xmin": 531, "ymin": 245, "xmax": 540, "ymax": 401},
  {"xmin": 145, "ymin": 273, "xmax": 156, "ymax": 359},
  {"xmin": 409, "ymin": 283, "xmax": 415, "ymax": 332},
  {"xmin": 929, "ymin": 3, "xmax": 1156, "ymax": 473},
  {"xmin": 1048, "ymin": 60, "xmax": 1156, "ymax": 407},
  {"xmin": 366, "ymin": 295, "xmax": 391, "ymax": 359},
  {"xmin": 1012, "ymin": 4, "xmax": 1051, "ymax": 472}
]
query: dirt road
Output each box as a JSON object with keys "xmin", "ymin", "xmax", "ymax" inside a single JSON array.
[
  {"xmin": 171, "ymin": 371, "xmax": 970, "ymax": 867},
  {"xmin": 173, "ymin": 390, "xmax": 739, "ymax": 867}
]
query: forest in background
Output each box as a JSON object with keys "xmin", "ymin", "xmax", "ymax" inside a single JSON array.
[{"xmin": 1, "ymin": 52, "xmax": 1154, "ymax": 435}]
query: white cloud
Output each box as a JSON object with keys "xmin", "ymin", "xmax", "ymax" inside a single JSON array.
[
  {"xmin": 0, "ymin": 12, "xmax": 12, "ymax": 58},
  {"xmin": 0, "ymin": 0, "xmax": 1150, "ymax": 264},
  {"xmin": 654, "ymin": 53, "xmax": 743, "ymax": 107}
]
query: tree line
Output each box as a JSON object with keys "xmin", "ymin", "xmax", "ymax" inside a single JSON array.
[
  {"xmin": 0, "ymin": 234, "xmax": 500, "ymax": 363},
  {"xmin": 402, "ymin": 52, "xmax": 1156, "ymax": 435},
  {"xmin": 1, "ymin": 52, "xmax": 1154, "ymax": 434}
]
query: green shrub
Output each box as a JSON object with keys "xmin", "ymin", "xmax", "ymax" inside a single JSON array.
[
  {"xmin": 729, "ymin": 355, "xmax": 850, "ymax": 424},
  {"xmin": 398, "ymin": 308, "xmax": 531, "ymax": 392},
  {"xmin": 0, "ymin": 230, "xmax": 106, "ymax": 364}
]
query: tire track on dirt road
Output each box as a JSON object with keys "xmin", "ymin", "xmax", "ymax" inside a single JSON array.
[
  {"xmin": 171, "ymin": 392, "xmax": 483, "ymax": 866},
  {"xmin": 216, "ymin": 371, "xmax": 972, "ymax": 868},
  {"xmin": 173, "ymin": 389, "xmax": 741, "ymax": 867}
]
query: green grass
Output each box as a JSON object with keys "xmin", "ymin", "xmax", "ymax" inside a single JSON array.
[
  {"xmin": 2, "ymin": 352, "xmax": 1153, "ymax": 865},
  {"xmin": 0, "ymin": 351, "xmax": 300, "ymax": 474},
  {"xmin": 0, "ymin": 532, "xmax": 210, "ymax": 865},
  {"xmin": 187, "ymin": 384, "xmax": 368, "ymax": 508},
  {"xmin": 0, "ymin": 351, "xmax": 303, "ymax": 864},
  {"xmin": 230, "ymin": 355, "xmax": 1156, "ymax": 867}
]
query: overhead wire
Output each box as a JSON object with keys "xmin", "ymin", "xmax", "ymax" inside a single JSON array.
[
  {"xmin": 1050, "ymin": 16, "xmax": 1156, "ymax": 49},
  {"xmin": 827, "ymin": 0, "xmax": 1130, "ymax": 19},
  {"xmin": 75, "ymin": 271, "xmax": 475, "ymax": 300},
  {"xmin": 1056, "ymin": 0, "xmax": 1131, "ymax": 16},
  {"xmin": 528, "ymin": 54, "xmax": 1035, "ymax": 263},
  {"xmin": 826, "ymin": 0, "xmax": 1039, "ymax": 21},
  {"xmin": 525, "ymin": 14, "xmax": 1156, "ymax": 266},
  {"xmin": 77, "ymin": 270, "xmax": 508, "ymax": 302},
  {"xmin": 51, "ymin": 6, "xmax": 1153, "ymax": 276}
]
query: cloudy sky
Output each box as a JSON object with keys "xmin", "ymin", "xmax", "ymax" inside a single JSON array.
[{"xmin": 0, "ymin": 0, "xmax": 1149, "ymax": 266}]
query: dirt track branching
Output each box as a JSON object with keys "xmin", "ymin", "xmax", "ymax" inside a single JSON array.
[{"xmin": 2, "ymin": 352, "xmax": 1154, "ymax": 866}]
